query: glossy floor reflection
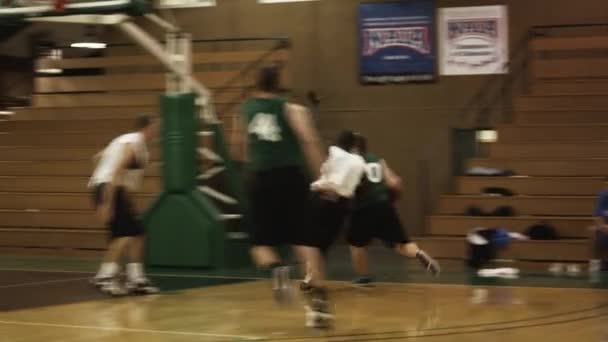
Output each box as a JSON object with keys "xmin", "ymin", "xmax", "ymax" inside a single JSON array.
[
  {"xmin": 1, "ymin": 274, "xmax": 608, "ymax": 341},
  {"xmin": 2, "ymin": 247, "xmax": 608, "ymax": 341}
]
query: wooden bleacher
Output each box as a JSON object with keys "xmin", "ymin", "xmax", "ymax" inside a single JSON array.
[
  {"xmin": 422, "ymin": 35, "xmax": 608, "ymax": 264},
  {"xmin": 0, "ymin": 42, "xmax": 289, "ymax": 256}
]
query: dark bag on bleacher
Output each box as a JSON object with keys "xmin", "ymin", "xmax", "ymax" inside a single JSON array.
[
  {"xmin": 525, "ymin": 223, "xmax": 558, "ymax": 240},
  {"xmin": 466, "ymin": 206, "xmax": 485, "ymax": 216},
  {"xmin": 482, "ymin": 187, "xmax": 515, "ymax": 197},
  {"xmin": 491, "ymin": 206, "xmax": 515, "ymax": 217}
]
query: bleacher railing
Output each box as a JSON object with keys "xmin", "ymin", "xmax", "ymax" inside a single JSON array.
[{"xmin": 419, "ymin": 22, "xmax": 608, "ymax": 233}]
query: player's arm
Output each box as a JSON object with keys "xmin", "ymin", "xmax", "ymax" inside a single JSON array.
[
  {"xmin": 381, "ymin": 159, "xmax": 403, "ymax": 190},
  {"xmin": 99, "ymin": 143, "xmax": 136, "ymax": 221},
  {"xmin": 285, "ymin": 103, "xmax": 325, "ymax": 179}
]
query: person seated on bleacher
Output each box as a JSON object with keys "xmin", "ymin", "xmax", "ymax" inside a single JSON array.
[
  {"xmin": 589, "ymin": 180, "xmax": 608, "ymax": 274},
  {"xmin": 467, "ymin": 227, "xmax": 528, "ymax": 278}
]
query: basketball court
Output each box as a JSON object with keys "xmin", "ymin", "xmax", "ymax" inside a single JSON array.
[
  {"xmin": 1, "ymin": 0, "xmax": 608, "ymax": 341},
  {"xmin": 1, "ymin": 247, "xmax": 608, "ymax": 341}
]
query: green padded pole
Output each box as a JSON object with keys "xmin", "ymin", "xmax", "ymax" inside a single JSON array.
[
  {"xmin": 161, "ymin": 93, "xmax": 197, "ymax": 192},
  {"xmin": 144, "ymin": 93, "xmax": 226, "ymax": 268}
]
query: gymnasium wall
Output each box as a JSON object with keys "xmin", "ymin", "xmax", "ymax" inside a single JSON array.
[{"xmin": 100, "ymin": 0, "xmax": 608, "ymax": 234}]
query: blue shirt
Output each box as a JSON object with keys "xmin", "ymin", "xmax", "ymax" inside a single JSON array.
[{"xmin": 594, "ymin": 190, "xmax": 608, "ymax": 220}]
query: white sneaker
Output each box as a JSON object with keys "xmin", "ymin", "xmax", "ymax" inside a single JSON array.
[
  {"xmin": 589, "ymin": 259, "xmax": 601, "ymax": 274},
  {"xmin": 589, "ymin": 260, "xmax": 601, "ymax": 283},
  {"xmin": 100, "ymin": 279, "xmax": 128, "ymax": 297},
  {"xmin": 305, "ymin": 305, "xmax": 334, "ymax": 329},
  {"xmin": 126, "ymin": 278, "xmax": 160, "ymax": 295},
  {"xmin": 303, "ymin": 286, "xmax": 333, "ymax": 329},
  {"xmin": 566, "ymin": 264, "xmax": 581, "ymax": 277},
  {"xmin": 89, "ymin": 276, "xmax": 112, "ymax": 289},
  {"xmin": 477, "ymin": 268, "xmax": 519, "ymax": 279},
  {"xmin": 549, "ymin": 263, "xmax": 564, "ymax": 276}
]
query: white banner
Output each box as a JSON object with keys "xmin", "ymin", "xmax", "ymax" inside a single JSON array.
[{"xmin": 439, "ymin": 5, "xmax": 508, "ymax": 75}]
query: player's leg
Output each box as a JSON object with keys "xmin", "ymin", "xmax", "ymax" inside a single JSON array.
[
  {"xmin": 378, "ymin": 203, "xmax": 441, "ymax": 276},
  {"xmin": 350, "ymin": 245, "xmax": 369, "ymax": 277},
  {"xmin": 93, "ymin": 236, "xmax": 129, "ymax": 284},
  {"xmin": 349, "ymin": 245, "xmax": 374, "ymax": 287},
  {"xmin": 300, "ymin": 246, "xmax": 331, "ymax": 292},
  {"xmin": 290, "ymin": 179, "xmax": 336, "ymax": 328},
  {"xmin": 90, "ymin": 183, "xmax": 129, "ymax": 295},
  {"xmin": 293, "ymin": 245, "xmax": 333, "ymax": 328},
  {"xmin": 93, "ymin": 219, "xmax": 132, "ymax": 297},
  {"xmin": 128, "ymin": 235, "xmax": 144, "ymax": 262},
  {"xmin": 300, "ymin": 195, "xmax": 323, "ymax": 292},
  {"xmin": 251, "ymin": 245, "xmax": 288, "ymax": 300},
  {"xmin": 102, "ymin": 188, "xmax": 157, "ymax": 295},
  {"xmin": 125, "ymin": 235, "xmax": 159, "ymax": 294},
  {"xmin": 394, "ymin": 242, "xmax": 440, "ymax": 275},
  {"xmin": 294, "ymin": 245, "xmax": 325, "ymax": 287},
  {"xmin": 93, "ymin": 235, "xmax": 130, "ymax": 296},
  {"xmin": 301, "ymin": 195, "xmax": 348, "ymax": 291},
  {"xmin": 346, "ymin": 206, "xmax": 376, "ymax": 287},
  {"xmin": 248, "ymin": 168, "xmax": 292, "ymax": 303},
  {"xmin": 251, "ymin": 246, "xmax": 282, "ymax": 267}
]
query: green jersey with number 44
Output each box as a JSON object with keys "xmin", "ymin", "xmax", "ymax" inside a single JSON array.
[
  {"xmin": 356, "ymin": 153, "xmax": 391, "ymax": 208},
  {"xmin": 242, "ymin": 97, "xmax": 304, "ymax": 172}
]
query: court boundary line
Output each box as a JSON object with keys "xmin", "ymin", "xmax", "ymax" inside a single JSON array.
[
  {"xmin": 0, "ymin": 267, "xmax": 604, "ymax": 291},
  {"xmin": 0, "ymin": 319, "xmax": 264, "ymax": 340},
  {"xmin": 0, "ymin": 277, "xmax": 89, "ymax": 289}
]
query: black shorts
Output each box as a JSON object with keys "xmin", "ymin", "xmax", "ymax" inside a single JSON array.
[
  {"xmin": 248, "ymin": 166, "xmax": 313, "ymax": 247},
  {"xmin": 92, "ymin": 183, "xmax": 145, "ymax": 239},
  {"xmin": 309, "ymin": 193, "xmax": 350, "ymax": 251},
  {"xmin": 347, "ymin": 201, "xmax": 410, "ymax": 248}
]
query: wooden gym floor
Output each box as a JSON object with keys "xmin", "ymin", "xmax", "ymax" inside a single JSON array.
[{"xmin": 1, "ymin": 246, "xmax": 608, "ymax": 341}]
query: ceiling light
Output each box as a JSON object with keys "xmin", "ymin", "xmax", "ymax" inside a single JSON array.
[
  {"xmin": 70, "ymin": 42, "xmax": 107, "ymax": 49},
  {"xmin": 36, "ymin": 68, "xmax": 63, "ymax": 74}
]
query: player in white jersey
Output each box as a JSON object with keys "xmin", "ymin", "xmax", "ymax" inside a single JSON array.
[
  {"xmin": 89, "ymin": 114, "xmax": 159, "ymax": 296},
  {"xmin": 309, "ymin": 131, "xmax": 367, "ymax": 252},
  {"xmin": 301, "ymin": 130, "xmax": 366, "ymax": 327}
]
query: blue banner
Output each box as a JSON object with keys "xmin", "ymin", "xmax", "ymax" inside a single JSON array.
[{"xmin": 359, "ymin": 0, "xmax": 436, "ymax": 84}]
